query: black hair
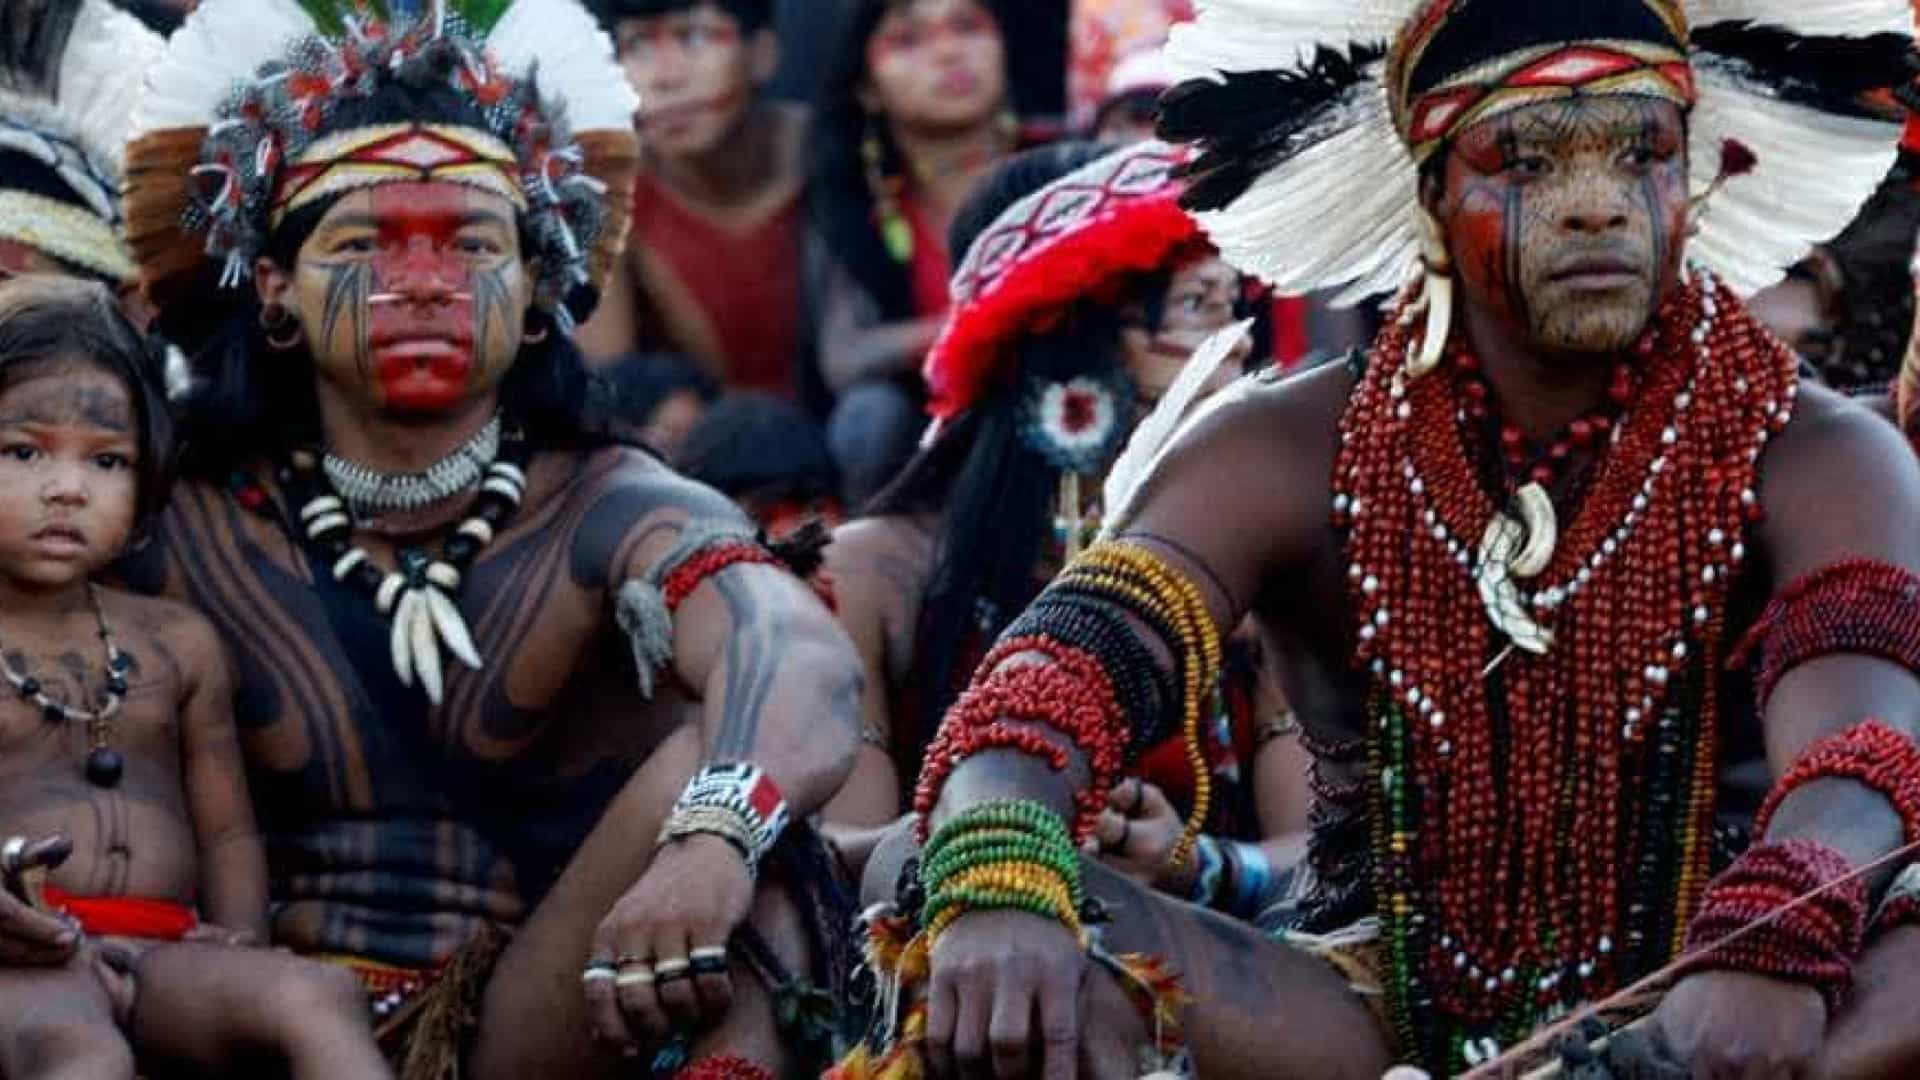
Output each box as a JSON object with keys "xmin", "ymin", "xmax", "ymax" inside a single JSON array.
[
  {"xmin": 0, "ymin": 274, "xmax": 177, "ymax": 538},
  {"xmin": 163, "ymin": 77, "xmax": 605, "ymax": 478},
  {"xmin": 591, "ymin": 0, "xmax": 773, "ymax": 34},
  {"xmin": 675, "ymin": 391, "xmax": 836, "ymax": 502},
  {"xmin": 864, "ymin": 140, "xmax": 1131, "ymax": 764}
]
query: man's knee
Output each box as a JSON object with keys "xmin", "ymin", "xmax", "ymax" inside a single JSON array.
[
  {"xmin": 12, "ymin": 1013, "xmax": 135, "ymax": 1080},
  {"xmin": 274, "ymin": 959, "xmax": 367, "ymax": 1023}
]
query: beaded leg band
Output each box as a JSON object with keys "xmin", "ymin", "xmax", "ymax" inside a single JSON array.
[
  {"xmin": 616, "ymin": 521, "xmax": 782, "ymax": 699},
  {"xmin": 670, "ymin": 1054, "xmax": 775, "ymax": 1080},
  {"xmin": 1681, "ymin": 838, "xmax": 1866, "ymax": 1010},
  {"xmin": 1730, "ymin": 559, "xmax": 1920, "ymax": 711},
  {"xmin": 659, "ymin": 763, "xmax": 792, "ymax": 881}
]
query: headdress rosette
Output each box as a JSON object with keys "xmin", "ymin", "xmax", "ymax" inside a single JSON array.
[
  {"xmin": 124, "ymin": 0, "xmax": 640, "ymax": 324},
  {"xmin": 0, "ymin": 0, "xmax": 163, "ymax": 284},
  {"xmin": 1157, "ymin": 0, "xmax": 1912, "ymax": 369}
]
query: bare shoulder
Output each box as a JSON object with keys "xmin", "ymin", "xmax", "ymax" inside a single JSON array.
[
  {"xmin": 1110, "ymin": 357, "xmax": 1356, "ymax": 613},
  {"xmin": 1758, "ymin": 380, "xmax": 1920, "ymax": 573},
  {"xmin": 553, "ymin": 445, "xmax": 753, "ymax": 588},
  {"xmin": 825, "ymin": 515, "xmax": 935, "ymax": 622},
  {"xmin": 95, "ymin": 586, "xmax": 227, "ymax": 695}
]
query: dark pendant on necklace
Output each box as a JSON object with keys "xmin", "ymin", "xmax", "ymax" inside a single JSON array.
[{"xmin": 85, "ymin": 746, "xmax": 123, "ymax": 788}]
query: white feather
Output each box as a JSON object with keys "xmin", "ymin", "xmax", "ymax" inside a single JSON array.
[
  {"xmin": 1686, "ymin": 0, "xmax": 1910, "ymax": 37},
  {"xmin": 1101, "ymin": 319, "xmax": 1253, "ymax": 538},
  {"xmin": 130, "ymin": 0, "xmax": 315, "ymax": 135},
  {"xmin": 1164, "ymin": 0, "xmax": 1413, "ymax": 82},
  {"xmin": 487, "ymin": 0, "xmax": 639, "ymax": 134},
  {"xmin": 1688, "ymin": 62, "xmax": 1900, "ymax": 297},
  {"xmin": 55, "ymin": 0, "xmax": 162, "ymax": 179},
  {"xmin": 1192, "ymin": 77, "xmax": 1420, "ymax": 305}
]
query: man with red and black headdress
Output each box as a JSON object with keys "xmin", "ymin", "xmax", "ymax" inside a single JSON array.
[
  {"xmin": 835, "ymin": 1, "xmax": 1920, "ymax": 1077},
  {"xmin": 116, "ymin": 2, "xmax": 863, "ymax": 1076}
]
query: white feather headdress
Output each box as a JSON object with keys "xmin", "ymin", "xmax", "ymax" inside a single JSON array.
[
  {"xmin": 1159, "ymin": 0, "xmax": 1910, "ymax": 304},
  {"xmin": 0, "ymin": 0, "xmax": 161, "ymax": 282}
]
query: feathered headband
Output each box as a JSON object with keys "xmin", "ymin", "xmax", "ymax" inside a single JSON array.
[
  {"xmin": 923, "ymin": 139, "xmax": 1205, "ymax": 423},
  {"xmin": 1159, "ymin": 0, "xmax": 1911, "ymax": 318},
  {"xmin": 0, "ymin": 0, "xmax": 161, "ymax": 284},
  {"xmin": 124, "ymin": 0, "xmax": 640, "ymax": 323}
]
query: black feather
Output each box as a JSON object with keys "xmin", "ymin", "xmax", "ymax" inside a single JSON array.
[
  {"xmin": 0, "ymin": 0, "xmax": 80, "ymax": 97},
  {"xmin": 1692, "ymin": 22, "xmax": 1915, "ymax": 113},
  {"xmin": 1158, "ymin": 43, "xmax": 1383, "ymax": 213}
]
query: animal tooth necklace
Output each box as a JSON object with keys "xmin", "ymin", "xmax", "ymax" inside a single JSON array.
[{"xmin": 282, "ymin": 421, "xmax": 533, "ymax": 705}]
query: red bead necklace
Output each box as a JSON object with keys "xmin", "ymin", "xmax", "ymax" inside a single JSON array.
[
  {"xmin": 1452, "ymin": 346, "xmax": 1636, "ymax": 494},
  {"xmin": 1332, "ymin": 265, "xmax": 1798, "ymax": 1065}
]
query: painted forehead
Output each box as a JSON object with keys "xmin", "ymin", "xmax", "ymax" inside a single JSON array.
[
  {"xmin": 308, "ymin": 183, "xmax": 521, "ymax": 236},
  {"xmin": 0, "ymin": 367, "xmax": 133, "ymax": 432},
  {"xmin": 1456, "ymin": 96, "xmax": 1685, "ymax": 149}
]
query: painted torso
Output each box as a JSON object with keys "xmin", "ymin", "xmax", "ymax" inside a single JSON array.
[{"xmin": 147, "ymin": 445, "xmax": 702, "ymax": 966}]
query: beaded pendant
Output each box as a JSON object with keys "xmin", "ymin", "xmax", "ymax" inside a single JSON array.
[{"xmin": 0, "ymin": 583, "xmax": 131, "ymax": 788}]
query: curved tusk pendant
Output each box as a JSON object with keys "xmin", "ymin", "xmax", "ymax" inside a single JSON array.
[
  {"xmin": 1508, "ymin": 483, "xmax": 1558, "ymax": 579},
  {"xmin": 1477, "ymin": 515, "xmax": 1553, "ymax": 655},
  {"xmin": 390, "ymin": 589, "xmax": 419, "ymax": 689},
  {"xmin": 1408, "ymin": 271, "xmax": 1452, "ymax": 379},
  {"xmin": 410, "ymin": 591, "xmax": 445, "ymax": 706},
  {"xmin": 424, "ymin": 587, "xmax": 483, "ymax": 671}
]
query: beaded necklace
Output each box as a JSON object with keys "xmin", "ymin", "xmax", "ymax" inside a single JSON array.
[
  {"xmin": 0, "ymin": 583, "xmax": 131, "ymax": 787},
  {"xmin": 1331, "ymin": 266, "xmax": 1797, "ymax": 1071},
  {"xmin": 280, "ymin": 422, "xmax": 533, "ymax": 706},
  {"xmin": 322, "ymin": 412, "xmax": 502, "ymax": 519}
]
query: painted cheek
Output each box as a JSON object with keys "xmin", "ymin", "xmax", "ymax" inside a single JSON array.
[{"xmin": 1447, "ymin": 192, "xmax": 1520, "ymax": 321}]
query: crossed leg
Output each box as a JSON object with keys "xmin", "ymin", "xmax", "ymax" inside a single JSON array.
[
  {"xmin": 861, "ymin": 823, "xmax": 1394, "ymax": 1080},
  {"xmin": 468, "ymin": 724, "xmax": 822, "ymax": 1079}
]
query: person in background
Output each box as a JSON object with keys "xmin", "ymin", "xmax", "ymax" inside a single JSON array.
[
  {"xmin": 595, "ymin": 352, "xmax": 722, "ymax": 459},
  {"xmin": 675, "ymin": 393, "xmax": 843, "ymax": 540},
  {"xmin": 809, "ymin": 0, "xmax": 1021, "ymax": 507},
  {"xmin": 822, "ymin": 142, "xmax": 1308, "ymax": 925},
  {"xmin": 579, "ymin": 0, "xmax": 814, "ymax": 402}
]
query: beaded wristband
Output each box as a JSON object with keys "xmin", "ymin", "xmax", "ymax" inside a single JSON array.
[
  {"xmin": 913, "ymin": 638, "xmax": 1127, "ymax": 843},
  {"xmin": 920, "ymin": 801, "xmax": 1086, "ymax": 949},
  {"xmin": 1682, "ymin": 838, "xmax": 1867, "ymax": 1010},
  {"xmin": 1731, "ymin": 560, "xmax": 1920, "ymax": 711},
  {"xmin": 662, "ymin": 763, "xmax": 791, "ymax": 880},
  {"xmin": 1184, "ymin": 835, "xmax": 1226, "ymax": 907},
  {"xmin": 1753, "ymin": 720, "xmax": 1920, "ymax": 845}
]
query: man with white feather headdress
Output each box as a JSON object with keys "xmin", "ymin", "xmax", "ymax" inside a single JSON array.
[
  {"xmin": 836, "ymin": 1, "xmax": 1920, "ymax": 1077},
  {"xmin": 112, "ymin": 0, "xmax": 865, "ymax": 1076}
]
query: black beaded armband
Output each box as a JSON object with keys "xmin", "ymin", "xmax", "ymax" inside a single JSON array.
[{"xmin": 1000, "ymin": 591, "xmax": 1178, "ymax": 757}]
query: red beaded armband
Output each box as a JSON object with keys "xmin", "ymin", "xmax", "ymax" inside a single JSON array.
[
  {"xmin": 913, "ymin": 636, "xmax": 1128, "ymax": 844},
  {"xmin": 662, "ymin": 542, "xmax": 782, "ymax": 611},
  {"xmin": 1682, "ymin": 839, "xmax": 1867, "ymax": 1010},
  {"xmin": 1753, "ymin": 720, "xmax": 1920, "ymax": 844},
  {"xmin": 672, "ymin": 1054, "xmax": 775, "ymax": 1080},
  {"xmin": 1731, "ymin": 560, "xmax": 1920, "ymax": 712}
]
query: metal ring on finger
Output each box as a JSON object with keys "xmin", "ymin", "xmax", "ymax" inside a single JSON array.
[
  {"xmin": 581, "ymin": 958, "xmax": 618, "ymax": 985},
  {"xmin": 688, "ymin": 946, "xmax": 728, "ymax": 977},
  {"xmin": 653, "ymin": 957, "xmax": 692, "ymax": 984}
]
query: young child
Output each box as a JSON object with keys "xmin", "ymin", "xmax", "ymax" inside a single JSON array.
[{"xmin": 0, "ymin": 275, "xmax": 389, "ymax": 1079}]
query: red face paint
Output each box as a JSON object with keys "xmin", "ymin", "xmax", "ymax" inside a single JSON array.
[{"xmin": 364, "ymin": 184, "xmax": 482, "ymax": 412}]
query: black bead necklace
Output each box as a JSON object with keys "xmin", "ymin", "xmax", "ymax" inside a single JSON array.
[{"xmin": 0, "ymin": 582, "xmax": 131, "ymax": 787}]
